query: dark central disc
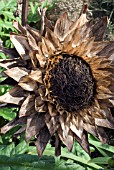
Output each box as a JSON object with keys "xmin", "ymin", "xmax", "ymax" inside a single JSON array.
[{"xmin": 49, "ymin": 54, "xmax": 95, "ymax": 112}]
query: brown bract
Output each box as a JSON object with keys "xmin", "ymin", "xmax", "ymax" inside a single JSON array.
[{"xmin": 0, "ymin": 5, "xmax": 114, "ymax": 157}]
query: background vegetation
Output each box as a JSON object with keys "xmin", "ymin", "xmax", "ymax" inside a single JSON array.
[{"xmin": 0, "ymin": 0, "xmax": 114, "ymax": 169}]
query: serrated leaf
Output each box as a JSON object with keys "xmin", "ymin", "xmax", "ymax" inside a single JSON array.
[
  {"xmin": 0, "ymin": 154, "xmax": 55, "ymax": 170},
  {"xmin": 0, "ymin": 20, "xmax": 15, "ymax": 30},
  {"xmin": 0, "ymin": 11, "xmax": 16, "ymax": 19},
  {"xmin": 0, "ymin": 0, "xmax": 17, "ymax": 11}
]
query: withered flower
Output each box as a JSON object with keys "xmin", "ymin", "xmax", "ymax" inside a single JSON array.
[{"xmin": 0, "ymin": 5, "xmax": 114, "ymax": 157}]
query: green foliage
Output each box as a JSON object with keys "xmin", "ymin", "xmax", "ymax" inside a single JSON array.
[
  {"xmin": 0, "ymin": 140, "xmax": 55, "ymax": 170},
  {"xmin": 28, "ymin": 1, "xmax": 40, "ymax": 24},
  {"xmin": 0, "ymin": 136, "xmax": 114, "ymax": 170},
  {"xmin": 0, "ymin": 0, "xmax": 20, "ymax": 48},
  {"xmin": 0, "ymin": 108, "xmax": 16, "ymax": 121},
  {"xmin": 89, "ymin": 135, "xmax": 114, "ymax": 157}
]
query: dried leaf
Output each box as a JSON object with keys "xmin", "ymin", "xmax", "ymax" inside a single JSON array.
[
  {"xmin": 10, "ymin": 33, "xmax": 30, "ymax": 60},
  {"xmin": 0, "ymin": 58, "xmax": 26, "ymax": 69},
  {"xmin": 45, "ymin": 114, "xmax": 60, "ymax": 135},
  {"xmin": 70, "ymin": 6, "xmax": 87, "ymax": 33},
  {"xmin": 26, "ymin": 30, "xmax": 38, "ymax": 50},
  {"xmin": 0, "ymin": 77, "xmax": 17, "ymax": 86},
  {"xmin": 90, "ymin": 17, "xmax": 108, "ymax": 41},
  {"xmin": 28, "ymin": 69, "xmax": 42, "ymax": 83},
  {"xmin": 35, "ymin": 96, "xmax": 47, "ymax": 112},
  {"xmin": 71, "ymin": 37, "xmax": 94, "ymax": 57},
  {"xmin": 48, "ymin": 103, "xmax": 58, "ymax": 116},
  {"xmin": 4, "ymin": 67, "xmax": 29, "ymax": 82},
  {"xmin": 26, "ymin": 24, "xmax": 41, "ymax": 43},
  {"xmin": 1, "ymin": 117, "xmax": 27, "ymax": 134},
  {"xmin": 13, "ymin": 20, "xmax": 26, "ymax": 34},
  {"xmin": 46, "ymin": 28, "xmax": 61, "ymax": 49},
  {"xmin": 38, "ymin": 7, "xmax": 53, "ymax": 35},
  {"xmin": 0, "ymin": 85, "xmax": 27, "ymax": 105},
  {"xmin": 42, "ymin": 38, "xmax": 56, "ymax": 56},
  {"xmin": 54, "ymin": 12, "xmax": 71, "ymax": 41},
  {"xmin": 29, "ymin": 50, "xmax": 39, "ymax": 68},
  {"xmin": 74, "ymin": 131, "xmax": 90, "ymax": 154},
  {"xmin": 18, "ymin": 76, "xmax": 37, "ymax": 91},
  {"xmin": 19, "ymin": 94, "xmax": 35, "ymax": 117},
  {"xmin": 83, "ymin": 123, "xmax": 97, "ymax": 136},
  {"xmin": 95, "ymin": 118, "xmax": 114, "ymax": 129},
  {"xmin": 55, "ymin": 134, "xmax": 61, "ymax": 156},
  {"xmin": 36, "ymin": 42, "xmax": 46, "ymax": 68},
  {"xmin": 63, "ymin": 21, "xmax": 92, "ymax": 51},
  {"xmin": 97, "ymin": 41, "xmax": 114, "ymax": 58},
  {"xmin": 96, "ymin": 126, "xmax": 108, "ymax": 144},
  {"xmin": 14, "ymin": 126, "xmax": 26, "ymax": 136},
  {"xmin": 58, "ymin": 128, "xmax": 74, "ymax": 152},
  {"xmin": 26, "ymin": 112, "xmax": 46, "ymax": 142},
  {"xmin": 70, "ymin": 116, "xmax": 83, "ymax": 138},
  {"xmin": 35, "ymin": 125, "xmax": 51, "ymax": 157},
  {"xmin": 60, "ymin": 114, "xmax": 70, "ymax": 138},
  {"xmin": 0, "ymin": 47, "xmax": 20, "ymax": 59}
]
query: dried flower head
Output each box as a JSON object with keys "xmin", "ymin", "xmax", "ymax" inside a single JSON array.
[{"xmin": 0, "ymin": 4, "xmax": 114, "ymax": 157}]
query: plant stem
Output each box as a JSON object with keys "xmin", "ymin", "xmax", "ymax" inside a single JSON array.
[{"xmin": 22, "ymin": 0, "xmax": 29, "ymax": 26}]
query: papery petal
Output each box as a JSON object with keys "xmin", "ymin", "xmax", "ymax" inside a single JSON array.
[
  {"xmin": 18, "ymin": 76, "xmax": 37, "ymax": 91},
  {"xmin": 35, "ymin": 125, "xmax": 51, "ymax": 157},
  {"xmin": 0, "ymin": 85, "xmax": 28, "ymax": 105},
  {"xmin": 54, "ymin": 12, "xmax": 72, "ymax": 41},
  {"xmin": 1, "ymin": 117, "xmax": 27, "ymax": 134},
  {"xmin": 4, "ymin": 67, "xmax": 29, "ymax": 82},
  {"xmin": 26, "ymin": 112, "xmax": 46, "ymax": 142},
  {"xmin": 19, "ymin": 94, "xmax": 35, "ymax": 117},
  {"xmin": 10, "ymin": 33, "xmax": 30, "ymax": 60}
]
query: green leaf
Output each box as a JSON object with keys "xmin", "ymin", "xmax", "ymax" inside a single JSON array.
[
  {"xmin": 0, "ymin": 11, "xmax": 16, "ymax": 19},
  {"xmin": 0, "ymin": 32, "xmax": 10, "ymax": 37},
  {"xmin": 0, "ymin": 52, "xmax": 8, "ymax": 59},
  {"xmin": 0, "ymin": 19, "xmax": 15, "ymax": 30},
  {"xmin": 72, "ymin": 141, "xmax": 90, "ymax": 161},
  {"xmin": 28, "ymin": 2, "xmax": 40, "ymax": 24},
  {"xmin": 43, "ymin": 143, "xmax": 55, "ymax": 156},
  {"xmin": 0, "ymin": 137, "xmax": 3, "ymax": 144},
  {"xmin": 0, "ymin": 154, "xmax": 55, "ymax": 170},
  {"xmin": 88, "ymin": 157, "xmax": 111, "ymax": 164},
  {"xmin": 61, "ymin": 150, "xmax": 103, "ymax": 169},
  {"xmin": 11, "ymin": 140, "xmax": 29, "ymax": 155},
  {"xmin": 89, "ymin": 139, "xmax": 114, "ymax": 154},
  {"xmin": 0, "ymin": 143, "xmax": 15, "ymax": 156},
  {"xmin": 55, "ymin": 158, "xmax": 85, "ymax": 170},
  {"xmin": 0, "ymin": 85, "xmax": 12, "ymax": 95},
  {"xmin": 108, "ymin": 157, "xmax": 114, "ymax": 167},
  {"xmin": 0, "ymin": 108, "xmax": 16, "ymax": 120},
  {"xmin": 0, "ymin": 0, "xmax": 17, "ymax": 11},
  {"xmin": 96, "ymin": 147, "xmax": 109, "ymax": 157},
  {"xmin": 0, "ymin": 127, "xmax": 23, "ymax": 145}
]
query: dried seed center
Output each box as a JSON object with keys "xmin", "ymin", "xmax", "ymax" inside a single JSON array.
[{"xmin": 49, "ymin": 54, "xmax": 95, "ymax": 112}]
